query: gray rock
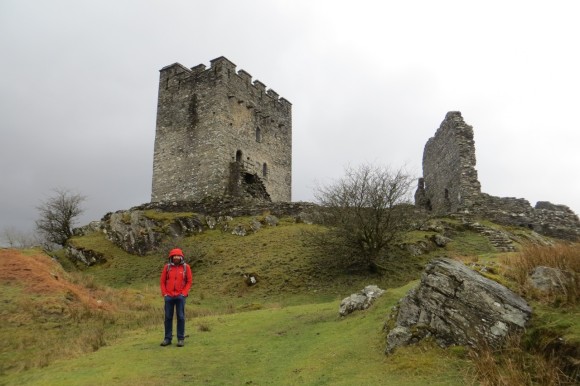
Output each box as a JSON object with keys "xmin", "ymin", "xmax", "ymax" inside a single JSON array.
[
  {"xmin": 231, "ymin": 224, "xmax": 247, "ymax": 236},
  {"xmin": 66, "ymin": 245, "xmax": 105, "ymax": 266},
  {"xmin": 386, "ymin": 326, "xmax": 413, "ymax": 352},
  {"xmin": 431, "ymin": 234, "xmax": 452, "ymax": 247},
  {"xmin": 264, "ymin": 215, "xmax": 279, "ymax": 226},
  {"xmin": 102, "ymin": 210, "xmax": 205, "ymax": 255},
  {"xmin": 251, "ymin": 220, "xmax": 262, "ymax": 232},
  {"xmin": 205, "ymin": 216, "xmax": 217, "ymax": 229},
  {"xmin": 529, "ymin": 266, "xmax": 575, "ymax": 294},
  {"xmin": 72, "ymin": 221, "xmax": 102, "ymax": 237},
  {"xmin": 339, "ymin": 285, "xmax": 385, "ymax": 316},
  {"xmin": 385, "ymin": 258, "xmax": 532, "ymax": 354},
  {"xmin": 363, "ymin": 285, "xmax": 385, "ymax": 299}
]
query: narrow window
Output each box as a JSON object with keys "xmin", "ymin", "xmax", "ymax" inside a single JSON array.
[
  {"xmin": 236, "ymin": 150, "xmax": 242, "ymax": 163},
  {"xmin": 262, "ymin": 163, "xmax": 268, "ymax": 178},
  {"xmin": 256, "ymin": 127, "xmax": 262, "ymax": 143}
]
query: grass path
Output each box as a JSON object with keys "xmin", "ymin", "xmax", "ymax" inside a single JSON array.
[{"xmin": 4, "ymin": 283, "xmax": 471, "ymax": 386}]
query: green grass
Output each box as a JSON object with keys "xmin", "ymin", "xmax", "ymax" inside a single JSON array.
[
  {"xmin": 3, "ymin": 282, "xmax": 471, "ymax": 386},
  {"xmin": 2, "ymin": 216, "xmax": 578, "ymax": 385},
  {"xmin": 446, "ymin": 232, "xmax": 495, "ymax": 256}
]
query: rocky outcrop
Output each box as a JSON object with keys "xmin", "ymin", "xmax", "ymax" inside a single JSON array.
[
  {"xmin": 339, "ymin": 285, "xmax": 385, "ymax": 316},
  {"xmin": 66, "ymin": 245, "xmax": 106, "ymax": 266},
  {"xmin": 72, "ymin": 221, "xmax": 102, "ymax": 237},
  {"xmin": 101, "ymin": 210, "xmax": 204, "ymax": 255},
  {"xmin": 84, "ymin": 202, "xmax": 287, "ymax": 256},
  {"xmin": 385, "ymin": 258, "xmax": 532, "ymax": 353}
]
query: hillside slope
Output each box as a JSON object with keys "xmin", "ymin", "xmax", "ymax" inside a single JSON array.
[{"xmin": 1, "ymin": 217, "xmax": 578, "ymax": 385}]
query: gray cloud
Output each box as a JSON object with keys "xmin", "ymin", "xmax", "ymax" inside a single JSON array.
[{"xmin": 1, "ymin": 0, "xmax": 579, "ymax": 238}]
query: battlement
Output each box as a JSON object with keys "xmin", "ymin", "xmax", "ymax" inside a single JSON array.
[{"xmin": 159, "ymin": 56, "xmax": 291, "ymax": 108}]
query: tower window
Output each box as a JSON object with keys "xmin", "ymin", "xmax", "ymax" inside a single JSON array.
[
  {"xmin": 262, "ymin": 163, "xmax": 268, "ymax": 178},
  {"xmin": 256, "ymin": 127, "xmax": 262, "ymax": 143},
  {"xmin": 236, "ymin": 150, "xmax": 242, "ymax": 163}
]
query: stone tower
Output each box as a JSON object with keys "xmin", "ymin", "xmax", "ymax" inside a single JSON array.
[
  {"xmin": 414, "ymin": 111, "xmax": 481, "ymax": 214},
  {"xmin": 151, "ymin": 56, "xmax": 292, "ymax": 203}
]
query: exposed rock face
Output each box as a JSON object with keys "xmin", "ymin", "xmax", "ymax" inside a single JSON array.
[
  {"xmin": 77, "ymin": 200, "xmax": 298, "ymax": 258},
  {"xmin": 66, "ymin": 245, "xmax": 105, "ymax": 266},
  {"xmin": 339, "ymin": 285, "xmax": 385, "ymax": 316},
  {"xmin": 72, "ymin": 221, "xmax": 102, "ymax": 237},
  {"xmin": 101, "ymin": 210, "xmax": 204, "ymax": 255},
  {"xmin": 415, "ymin": 111, "xmax": 580, "ymax": 241},
  {"xmin": 385, "ymin": 258, "xmax": 532, "ymax": 353}
]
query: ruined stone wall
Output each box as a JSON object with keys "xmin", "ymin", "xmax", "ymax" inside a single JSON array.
[
  {"xmin": 151, "ymin": 57, "xmax": 292, "ymax": 203},
  {"xmin": 416, "ymin": 111, "xmax": 580, "ymax": 241},
  {"xmin": 129, "ymin": 197, "xmax": 314, "ymax": 219},
  {"xmin": 478, "ymin": 194, "xmax": 580, "ymax": 240},
  {"xmin": 417, "ymin": 111, "xmax": 481, "ymax": 214}
]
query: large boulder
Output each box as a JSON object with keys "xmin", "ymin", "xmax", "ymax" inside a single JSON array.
[{"xmin": 385, "ymin": 258, "xmax": 532, "ymax": 353}]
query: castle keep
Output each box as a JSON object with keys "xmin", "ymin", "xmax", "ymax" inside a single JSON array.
[
  {"xmin": 151, "ymin": 56, "xmax": 292, "ymax": 203},
  {"xmin": 415, "ymin": 111, "xmax": 580, "ymax": 241}
]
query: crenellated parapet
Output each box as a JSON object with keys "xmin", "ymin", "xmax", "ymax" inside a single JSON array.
[{"xmin": 159, "ymin": 56, "xmax": 291, "ymax": 110}]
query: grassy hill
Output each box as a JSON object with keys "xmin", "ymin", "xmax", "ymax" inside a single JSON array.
[{"xmin": 0, "ymin": 216, "xmax": 578, "ymax": 385}]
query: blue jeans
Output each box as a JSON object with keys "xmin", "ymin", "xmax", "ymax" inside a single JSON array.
[{"xmin": 164, "ymin": 295, "xmax": 186, "ymax": 341}]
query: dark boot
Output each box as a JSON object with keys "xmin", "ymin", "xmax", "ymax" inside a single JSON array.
[{"xmin": 160, "ymin": 339, "xmax": 171, "ymax": 346}]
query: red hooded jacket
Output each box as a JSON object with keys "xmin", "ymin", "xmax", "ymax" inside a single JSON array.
[{"xmin": 160, "ymin": 260, "xmax": 193, "ymax": 297}]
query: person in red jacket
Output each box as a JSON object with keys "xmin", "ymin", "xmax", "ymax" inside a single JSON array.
[{"xmin": 160, "ymin": 248, "xmax": 193, "ymax": 347}]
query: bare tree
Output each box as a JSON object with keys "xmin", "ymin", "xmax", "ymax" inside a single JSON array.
[
  {"xmin": 35, "ymin": 188, "xmax": 86, "ymax": 248},
  {"xmin": 1, "ymin": 227, "xmax": 36, "ymax": 248},
  {"xmin": 313, "ymin": 164, "xmax": 415, "ymax": 271}
]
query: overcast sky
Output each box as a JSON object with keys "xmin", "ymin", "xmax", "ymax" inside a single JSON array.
[{"xmin": 1, "ymin": 0, "xmax": 579, "ymax": 238}]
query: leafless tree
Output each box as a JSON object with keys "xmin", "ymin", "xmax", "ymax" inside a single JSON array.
[
  {"xmin": 313, "ymin": 164, "xmax": 415, "ymax": 271},
  {"xmin": 35, "ymin": 188, "xmax": 86, "ymax": 248},
  {"xmin": 1, "ymin": 227, "xmax": 36, "ymax": 248}
]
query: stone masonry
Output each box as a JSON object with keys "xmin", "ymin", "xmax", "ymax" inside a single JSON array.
[
  {"xmin": 415, "ymin": 112, "xmax": 580, "ymax": 241},
  {"xmin": 414, "ymin": 111, "xmax": 481, "ymax": 214},
  {"xmin": 151, "ymin": 56, "xmax": 292, "ymax": 203}
]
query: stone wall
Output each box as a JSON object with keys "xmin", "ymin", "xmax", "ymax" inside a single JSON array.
[
  {"xmin": 416, "ymin": 112, "xmax": 580, "ymax": 241},
  {"xmin": 127, "ymin": 197, "xmax": 315, "ymax": 219},
  {"xmin": 151, "ymin": 56, "xmax": 292, "ymax": 203},
  {"xmin": 477, "ymin": 194, "xmax": 580, "ymax": 240},
  {"xmin": 416, "ymin": 111, "xmax": 481, "ymax": 215}
]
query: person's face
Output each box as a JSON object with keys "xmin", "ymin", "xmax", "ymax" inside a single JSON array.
[{"xmin": 172, "ymin": 255, "xmax": 182, "ymax": 264}]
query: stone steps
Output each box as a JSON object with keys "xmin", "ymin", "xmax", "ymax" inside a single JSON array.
[{"xmin": 461, "ymin": 219, "xmax": 517, "ymax": 252}]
